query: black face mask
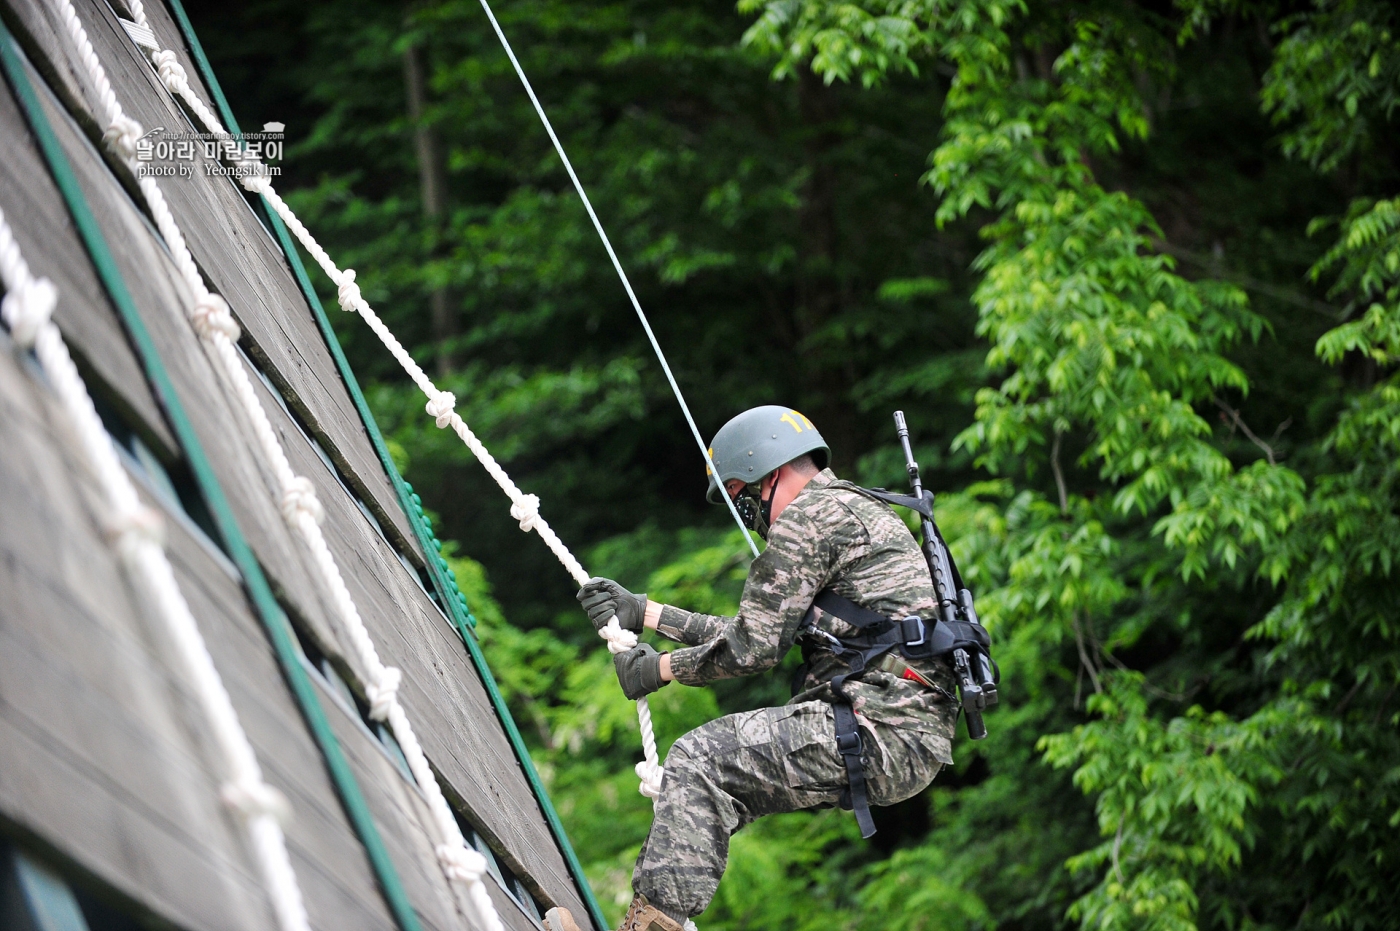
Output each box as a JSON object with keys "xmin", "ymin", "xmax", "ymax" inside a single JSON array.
[{"xmin": 734, "ymin": 472, "xmax": 780, "ymax": 540}]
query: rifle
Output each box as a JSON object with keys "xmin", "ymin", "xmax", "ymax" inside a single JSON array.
[{"xmin": 893, "ymin": 411, "xmax": 997, "ymax": 739}]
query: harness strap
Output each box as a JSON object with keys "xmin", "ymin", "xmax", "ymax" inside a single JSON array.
[
  {"xmin": 803, "ymin": 592, "xmax": 990, "ymax": 657},
  {"xmin": 846, "ymin": 485, "xmax": 968, "ymax": 593},
  {"xmin": 832, "ymin": 701, "xmax": 876, "ymax": 838},
  {"xmin": 809, "ymin": 589, "xmax": 892, "ymax": 629}
]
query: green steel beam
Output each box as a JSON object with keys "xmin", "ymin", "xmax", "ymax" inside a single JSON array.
[
  {"xmin": 0, "ymin": 26, "xmax": 424, "ymax": 931},
  {"xmin": 161, "ymin": 3, "xmax": 608, "ymax": 927}
]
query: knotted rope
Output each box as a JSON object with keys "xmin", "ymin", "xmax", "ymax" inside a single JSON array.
[
  {"xmin": 2, "ymin": 201, "xmax": 310, "ymax": 931},
  {"xmin": 0, "ymin": 269, "xmax": 56, "ymax": 345},
  {"xmin": 129, "ymin": 24, "xmax": 673, "ymax": 797},
  {"xmin": 123, "ymin": 6, "xmax": 728, "ymax": 925},
  {"xmin": 58, "ymin": 4, "xmax": 501, "ymax": 929}
]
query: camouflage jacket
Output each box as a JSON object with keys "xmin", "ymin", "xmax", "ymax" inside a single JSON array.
[{"xmin": 659, "ymin": 469, "xmax": 957, "ymax": 760}]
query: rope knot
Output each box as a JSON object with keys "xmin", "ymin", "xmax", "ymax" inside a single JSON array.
[
  {"xmin": 336, "ymin": 269, "xmax": 362, "ymax": 312},
  {"xmin": 510, "ymin": 494, "xmax": 541, "ymax": 533},
  {"xmin": 600, "ymin": 617, "xmax": 638, "ymax": 655},
  {"xmin": 240, "ymin": 170, "xmax": 271, "ymax": 194},
  {"xmin": 190, "ymin": 293, "xmax": 240, "ymax": 342},
  {"xmin": 103, "ymin": 116, "xmax": 144, "ymax": 161},
  {"xmin": 1, "ymin": 275, "xmax": 57, "ymax": 348},
  {"xmin": 425, "ymin": 391, "xmax": 456, "ymax": 429},
  {"xmin": 436, "ymin": 843, "xmax": 488, "ymax": 883},
  {"xmin": 106, "ymin": 505, "xmax": 166, "ymax": 559},
  {"xmin": 221, "ymin": 778, "xmax": 292, "ymax": 825},
  {"xmin": 635, "ymin": 760, "xmax": 664, "ymax": 799},
  {"xmin": 366, "ymin": 666, "xmax": 402, "ymax": 722},
  {"xmin": 280, "ymin": 475, "xmax": 324, "ymax": 527},
  {"xmin": 152, "ymin": 49, "xmax": 188, "ymax": 94}
]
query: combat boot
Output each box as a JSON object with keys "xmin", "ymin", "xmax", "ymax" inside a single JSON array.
[{"xmin": 616, "ymin": 894, "xmax": 685, "ymax": 931}]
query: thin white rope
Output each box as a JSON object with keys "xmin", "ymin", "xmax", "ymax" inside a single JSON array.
[
  {"xmin": 0, "ymin": 206, "xmax": 308, "ymax": 931},
  {"xmin": 121, "ymin": 3, "xmax": 670, "ymax": 803},
  {"xmin": 57, "ymin": 4, "xmax": 501, "ymax": 928},
  {"xmin": 473, "ymin": 0, "xmax": 760, "ymax": 560}
]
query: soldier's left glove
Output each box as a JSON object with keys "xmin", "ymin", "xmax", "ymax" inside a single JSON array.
[
  {"xmin": 577, "ymin": 577, "xmax": 647, "ymax": 633},
  {"xmin": 614, "ymin": 643, "xmax": 668, "ymax": 701}
]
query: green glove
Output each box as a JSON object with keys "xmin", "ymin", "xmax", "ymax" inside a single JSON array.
[
  {"xmin": 614, "ymin": 643, "xmax": 668, "ymax": 700},
  {"xmin": 576, "ymin": 577, "xmax": 647, "ymax": 633}
]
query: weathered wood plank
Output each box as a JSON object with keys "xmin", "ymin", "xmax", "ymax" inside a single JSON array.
[
  {"xmin": 343, "ymin": 541, "xmax": 592, "ymax": 920},
  {"xmin": 0, "ymin": 342, "xmax": 272, "ymax": 931},
  {"xmin": 317, "ymin": 697, "xmax": 470, "ymax": 931},
  {"xmin": 6, "ymin": 4, "xmax": 596, "ymax": 926},
  {"xmin": 312, "ymin": 694, "xmax": 546, "ymax": 929},
  {"xmin": 484, "ymin": 873, "xmax": 549, "ymax": 931},
  {"xmin": 0, "ymin": 143, "xmax": 476, "ymax": 924},
  {"xmin": 0, "ymin": 78, "xmax": 176, "ymax": 454},
  {"xmin": 3, "ymin": 0, "xmax": 426, "ymax": 564},
  {"xmin": 15, "ymin": 44, "xmax": 576, "ymax": 911},
  {"xmin": 135, "ymin": 0, "xmax": 430, "ymax": 563},
  {"xmin": 246, "ymin": 353, "xmax": 593, "ymax": 922},
  {"xmin": 246, "ymin": 361, "xmax": 594, "ymax": 919},
  {"xmin": 394, "ymin": 594, "xmax": 594, "ymax": 924},
  {"xmin": 0, "ymin": 281, "xmax": 412, "ymax": 931},
  {"xmin": 5, "ymin": 0, "xmax": 428, "ymax": 564},
  {"xmin": 14, "ymin": 53, "xmax": 355, "ymax": 667},
  {"xmin": 161, "ymin": 514, "xmax": 418, "ymax": 931}
]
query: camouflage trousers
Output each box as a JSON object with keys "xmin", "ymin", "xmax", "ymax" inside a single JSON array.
[{"xmin": 632, "ymin": 700, "xmax": 947, "ymax": 918}]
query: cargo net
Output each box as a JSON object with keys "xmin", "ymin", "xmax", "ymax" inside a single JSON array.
[
  {"xmin": 119, "ymin": 0, "xmax": 671, "ymax": 807},
  {"xmin": 2, "ymin": 205, "xmax": 310, "ymax": 928},
  {"xmin": 49, "ymin": 0, "xmax": 503, "ymax": 927},
  {"xmin": 72, "ymin": 0, "xmax": 742, "ymax": 926}
]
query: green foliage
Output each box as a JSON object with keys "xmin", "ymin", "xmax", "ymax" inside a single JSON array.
[
  {"xmin": 1041, "ymin": 676, "xmax": 1285, "ymax": 931},
  {"xmin": 1262, "ymin": 0, "xmax": 1400, "ymax": 173},
  {"xmin": 1313, "ymin": 196, "xmax": 1400, "ymax": 363},
  {"xmin": 736, "ymin": 0, "xmax": 1397, "ymax": 927},
  {"xmin": 737, "ymin": 0, "xmax": 945, "ymax": 87},
  {"xmin": 189, "ymin": 0, "xmax": 1400, "ymax": 926}
]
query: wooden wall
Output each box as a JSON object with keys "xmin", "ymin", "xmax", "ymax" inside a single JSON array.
[{"xmin": 0, "ymin": 1, "xmax": 597, "ymax": 928}]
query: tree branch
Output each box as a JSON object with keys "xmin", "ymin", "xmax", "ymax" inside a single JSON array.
[
  {"xmin": 1051, "ymin": 427, "xmax": 1069, "ymax": 516},
  {"xmin": 1213, "ymin": 396, "xmax": 1281, "ymax": 465},
  {"xmin": 1072, "ymin": 612, "xmax": 1103, "ymax": 707},
  {"xmin": 1153, "ymin": 238, "xmax": 1341, "ymax": 319},
  {"xmin": 1112, "ymin": 820, "xmax": 1126, "ymax": 886}
]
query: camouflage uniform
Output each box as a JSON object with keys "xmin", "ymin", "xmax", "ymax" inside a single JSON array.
[{"xmin": 635, "ymin": 469, "xmax": 958, "ymax": 917}]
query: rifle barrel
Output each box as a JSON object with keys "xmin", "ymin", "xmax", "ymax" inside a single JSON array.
[{"xmin": 893, "ymin": 411, "xmax": 922, "ymax": 491}]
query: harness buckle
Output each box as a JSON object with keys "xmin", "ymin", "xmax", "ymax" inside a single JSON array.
[
  {"xmin": 899, "ymin": 615, "xmax": 926, "ymax": 647},
  {"xmin": 836, "ymin": 730, "xmax": 863, "ymax": 756}
]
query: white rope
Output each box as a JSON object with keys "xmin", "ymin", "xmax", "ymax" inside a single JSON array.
[
  {"xmin": 0, "ymin": 206, "xmax": 308, "ymax": 931},
  {"xmin": 119, "ymin": 4, "xmax": 670, "ymax": 803},
  {"xmin": 254, "ymin": 182, "xmax": 668, "ymax": 798},
  {"xmin": 57, "ymin": 4, "xmax": 502, "ymax": 928}
]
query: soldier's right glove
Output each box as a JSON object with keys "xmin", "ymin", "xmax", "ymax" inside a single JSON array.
[
  {"xmin": 614, "ymin": 643, "xmax": 668, "ymax": 700},
  {"xmin": 576, "ymin": 577, "xmax": 647, "ymax": 633}
]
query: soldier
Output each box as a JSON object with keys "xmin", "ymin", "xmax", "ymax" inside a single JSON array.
[{"xmin": 545, "ymin": 406, "xmax": 959, "ymax": 931}]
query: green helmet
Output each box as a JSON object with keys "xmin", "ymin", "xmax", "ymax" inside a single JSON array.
[{"xmin": 706, "ymin": 405, "xmax": 830, "ymax": 504}]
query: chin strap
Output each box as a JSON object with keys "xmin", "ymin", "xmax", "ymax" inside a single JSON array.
[{"xmin": 759, "ymin": 470, "xmax": 780, "ymax": 533}]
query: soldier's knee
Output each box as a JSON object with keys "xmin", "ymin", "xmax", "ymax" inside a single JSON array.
[
  {"xmin": 667, "ymin": 716, "xmax": 737, "ymax": 775},
  {"xmin": 666, "ymin": 732, "xmax": 703, "ymax": 772}
]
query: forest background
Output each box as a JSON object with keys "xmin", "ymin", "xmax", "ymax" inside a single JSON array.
[{"xmin": 185, "ymin": 1, "xmax": 1400, "ymax": 929}]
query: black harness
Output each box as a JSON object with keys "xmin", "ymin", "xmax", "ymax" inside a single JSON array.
[{"xmin": 794, "ymin": 486, "xmax": 995, "ymax": 838}]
